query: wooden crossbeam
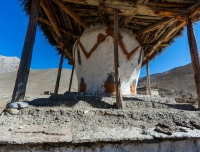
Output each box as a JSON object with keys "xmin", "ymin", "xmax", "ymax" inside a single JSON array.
[
  {"xmin": 142, "ymin": 21, "xmax": 186, "ymax": 63},
  {"xmin": 98, "ymin": 7, "xmax": 108, "ymax": 26},
  {"xmin": 40, "ymin": 0, "xmax": 62, "ymax": 40},
  {"xmin": 53, "ymin": 0, "xmax": 88, "ymax": 29},
  {"xmin": 119, "ymin": 10, "xmax": 137, "ymax": 27},
  {"xmin": 154, "ymin": 9, "xmax": 189, "ymax": 21},
  {"xmin": 38, "ymin": 17, "xmax": 79, "ymax": 38},
  {"xmin": 190, "ymin": 1, "xmax": 200, "ymax": 18},
  {"xmin": 136, "ymin": 18, "xmax": 174, "ymax": 36}
]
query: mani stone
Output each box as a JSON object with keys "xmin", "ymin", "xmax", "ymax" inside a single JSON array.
[
  {"xmin": 6, "ymin": 102, "xmax": 29, "ymax": 109},
  {"xmin": 4, "ymin": 108, "xmax": 19, "ymax": 115}
]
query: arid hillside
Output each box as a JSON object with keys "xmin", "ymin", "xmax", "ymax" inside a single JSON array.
[
  {"xmin": 0, "ymin": 69, "xmax": 78, "ymax": 96},
  {"xmin": 138, "ymin": 63, "xmax": 196, "ymax": 97}
]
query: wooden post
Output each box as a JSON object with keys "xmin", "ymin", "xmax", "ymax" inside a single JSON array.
[
  {"xmin": 114, "ymin": 10, "xmax": 123, "ymax": 109},
  {"xmin": 54, "ymin": 54, "xmax": 64, "ymax": 94},
  {"xmin": 146, "ymin": 56, "xmax": 151, "ymax": 95},
  {"xmin": 68, "ymin": 65, "xmax": 75, "ymax": 92},
  {"xmin": 187, "ymin": 19, "xmax": 200, "ymax": 108},
  {"xmin": 11, "ymin": 0, "xmax": 40, "ymax": 102}
]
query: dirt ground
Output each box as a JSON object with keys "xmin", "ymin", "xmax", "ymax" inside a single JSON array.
[{"xmin": 0, "ymin": 93, "xmax": 200, "ymax": 144}]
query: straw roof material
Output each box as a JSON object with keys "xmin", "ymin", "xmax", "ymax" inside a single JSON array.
[{"xmin": 21, "ymin": 0, "xmax": 200, "ymax": 65}]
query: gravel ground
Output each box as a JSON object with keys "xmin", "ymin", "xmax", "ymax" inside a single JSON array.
[{"xmin": 0, "ymin": 93, "xmax": 200, "ymax": 143}]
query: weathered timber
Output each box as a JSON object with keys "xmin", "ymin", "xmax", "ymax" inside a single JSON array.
[
  {"xmin": 119, "ymin": 10, "xmax": 137, "ymax": 27},
  {"xmin": 146, "ymin": 56, "xmax": 151, "ymax": 95},
  {"xmin": 187, "ymin": 19, "xmax": 200, "ymax": 108},
  {"xmin": 54, "ymin": 54, "xmax": 64, "ymax": 94},
  {"xmin": 98, "ymin": 7, "xmax": 108, "ymax": 26},
  {"xmin": 53, "ymin": 0, "xmax": 88, "ymax": 29},
  {"xmin": 11, "ymin": 0, "xmax": 40, "ymax": 102},
  {"xmin": 38, "ymin": 17, "xmax": 79, "ymax": 38},
  {"xmin": 154, "ymin": 8, "xmax": 189, "ymax": 21},
  {"xmin": 143, "ymin": 21, "xmax": 186, "ymax": 62},
  {"xmin": 146, "ymin": 2, "xmax": 188, "ymax": 8},
  {"xmin": 136, "ymin": 18, "xmax": 174, "ymax": 36},
  {"xmin": 68, "ymin": 65, "xmax": 75, "ymax": 92},
  {"xmin": 114, "ymin": 10, "xmax": 123, "ymax": 109}
]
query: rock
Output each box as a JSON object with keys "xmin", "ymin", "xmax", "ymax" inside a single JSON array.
[
  {"xmin": 190, "ymin": 121, "xmax": 200, "ymax": 129},
  {"xmin": 154, "ymin": 126, "xmax": 173, "ymax": 135},
  {"xmin": 6, "ymin": 102, "xmax": 18, "ymax": 109},
  {"xmin": 4, "ymin": 108, "xmax": 19, "ymax": 115},
  {"xmin": 6, "ymin": 102, "xmax": 29, "ymax": 109},
  {"xmin": 18, "ymin": 102, "xmax": 29, "ymax": 108}
]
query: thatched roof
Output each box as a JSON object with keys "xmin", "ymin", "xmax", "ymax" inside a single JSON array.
[{"xmin": 21, "ymin": 0, "xmax": 200, "ymax": 65}]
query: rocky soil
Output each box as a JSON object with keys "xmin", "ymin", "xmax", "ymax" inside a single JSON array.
[{"xmin": 0, "ymin": 93, "xmax": 200, "ymax": 144}]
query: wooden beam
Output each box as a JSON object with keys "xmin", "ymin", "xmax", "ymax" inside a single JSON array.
[
  {"xmin": 98, "ymin": 7, "xmax": 108, "ymax": 26},
  {"xmin": 38, "ymin": 17, "xmax": 80, "ymax": 38},
  {"xmin": 143, "ymin": 21, "xmax": 186, "ymax": 62},
  {"xmin": 146, "ymin": 2, "xmax": 188, "ymax": 8},
  {"xmin": 40, "ymin": 0, "xmax": 62, "ymax": 40},
  {"xmin": 114, "ymin": 10, "xmax": 123, "ymax": 109},
  {"xmin": 136, "ymin": 18, "xmax": 173, "ymax": 36},
  {"xmin": 68, "ymin": 65, "xmax": 75, "ymax": 92},
  {"xmin": 119, "ymin": 10, "xmax": 137, "ymax": 27},
  {"xmin": 187, "ymin": 19, "xmax": 200, "ymax": 108},
  {"xmin": 53, "ymin": 0, "xmax": 89, "ymax": 29},
  {"xmin": 146, "ymin": 56, "xmax": 151, "ymax": 95},
  {"xmin": 190, "ymin": 1, "xmax": 200, "ymax": 18},
  {"xmin": 11, "ymin": 0, "xmax": 40, "ymax": 102},
  {"xmin": 54, "ymin": 54, "xmax": 64, "ymax": 94},
  {"xmin": 154, "ymin": 9, "xmax": 189, "ymax": 21},
  {"xmin": 142, "ymin": 43, "xmax": 168, "ymax": 47}
]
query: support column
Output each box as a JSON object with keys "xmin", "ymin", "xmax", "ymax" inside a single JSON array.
[
  {"xmin": 11, "ymin": 0, "xmax": 40, "ymax": 102},
  {"xmin": 187, "ymin": 19, "xmax": 200, "ymax": 108},
  {"xmin": 146, "ymin": 56, "xmax": 151, "ymax": 95},
  {"xmin": 54, "ymin": 54, "xmax": 64, "ymax": 94},
  {"xmin": 114, "ymin": 10, "xmax": 123, "ymax": 109},
  {"xmin": 68, "ymin": 65, "xmax": 75, "ymax": 92}
]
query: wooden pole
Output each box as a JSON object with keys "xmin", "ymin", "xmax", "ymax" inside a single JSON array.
[
  {"xmin": 54, "ymin": 54, "xmax": 64, "ymax": 94},
  {"xmin": 146, "ymin": 56, "xmax": 151, "ymax": 95},
  {"xmin": 187, "ymin": 19, "xmax": 200, "ymax": 108},
  {"xmin": 68, "ymin": 65, "xmax": 75, "ymax": 92},
  {"xmin": 11, "ymin": 0, "xmax": 40, "ymax": 102},
  {"xmin": 114, "ymin": 10, "xmax": 123, "ymax": 109}
]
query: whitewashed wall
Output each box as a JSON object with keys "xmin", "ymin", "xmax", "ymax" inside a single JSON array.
[{"xmin": 73, "ymin": 25, "xmax": 143, "ymax": 95}]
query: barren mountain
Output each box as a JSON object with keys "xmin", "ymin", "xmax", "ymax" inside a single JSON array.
[
  {"xmin": 0, "ymin": 55, "xmax": 20, "ymax": 73},
  {"xmin": 0, "ymin": 55, "xmax": 197, "ymax": 98},
  {"xmin": 138, "ymin": 63, "xmax": 196, "ymax": 97},
  {"xmin": 0, "ymin": 69, "xmax": 78, "ymax": 96}
]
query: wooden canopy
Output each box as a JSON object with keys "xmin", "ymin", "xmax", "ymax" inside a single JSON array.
[{"xmin": 21, "ymin": 0, "xmax": 200, "ymax": 65}]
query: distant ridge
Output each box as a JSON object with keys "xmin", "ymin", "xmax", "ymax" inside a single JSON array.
[
  {"xmin": 0, "ymin": 55, "xmax": 20, "ymax": 73},
  {"xmin": 138, "ymin": 63, "xmax": 196, "ymax": 96}
]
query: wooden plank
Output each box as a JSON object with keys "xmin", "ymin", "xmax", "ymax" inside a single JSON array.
[
  {"xmin": 53, "ymin": 0, "xmax": 89, "ymax": 29},
  {"xmin": 98, "ymin": 7, "xmax": 108, "ymax": 26},
  {"xmin": 143, "ymin": 21, "xmax": 186, "ymax": 62},
  {"xmin": 12, "ymin": 0, "xmax": 40, "ymax": 102},
  {"xmin": 146, "ymin": 56, "xmax": 151, "ymax": 95},
  {"xmin": 154, "ymin": 8, "xmax": 189, "ymax": 21},
  {"xmin": 114, "ymin": 10, "xmax": 123, "ymax": 109},
  {"xmin": 40, "ymin": 0, "xmax": 62, "ymax": 39},
  {"xmin": 119, "ymin": 10, "xmax": 137, "ymax": 27},
  {"xmin": 146, "ymin": 2, "xmax": 188, "ymax": 8},
  {"xmin": 187, "ymin": 19, "xmax": 200, "ymax": 108},
  {"xmin": 68, "ymin": 65, "xmax": 75, "ymax": 92},
  {"xmin": 54, "ymin": 54, "xmax": 64, "ymax": 94},
  {"xmin": 38, "ymin": 17, "xmax": 79, "ymax": 38},
  {"xmin": 190, "ymin": 1, "xmax": 200, "ymax": 18},
  {"xmin": 136, "ymin": 18, "xmax": 173, "ymax": 36}
]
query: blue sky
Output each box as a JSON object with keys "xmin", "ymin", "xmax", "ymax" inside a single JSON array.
[{"xmin": 0, "ymin": 1, "xmax": 200, "ymax": 77}]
